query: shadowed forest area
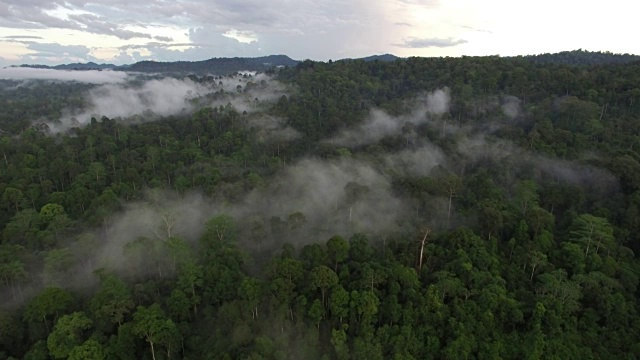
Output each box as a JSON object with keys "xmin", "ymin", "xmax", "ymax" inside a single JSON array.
[{"xmin": 1, "ymin": 51, "xmax": 640, "ymax": 359}]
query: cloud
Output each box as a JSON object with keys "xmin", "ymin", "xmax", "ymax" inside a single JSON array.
[
  {"xmin": 50, "ymin": 77, "xmax": 211, "ymax": 130},
  {"xmin": 394, "ymin": 22, "xmax": 412, "ymax": 27},
  {"xmin": 395, "ymin": 0, "xmax": 439, "ymax": 6},
  {"xmin": 248, "ymin": 115, "xmax": 301, "ymax": 143},
  {"xmin": 56, "ymin": 153, "xmax": 414, "ymax": 283},
  {"xmin": 153, "ymin": 35, "xmax": 173, "ymax": 42},
  {"xmin": 67, "ymin": 13, "xmax": 153, "ymax": 40},
  {"xmin": 223, "ymin": 29, "xmax": 258, "ymax": 44},
  {"xmin": 456, "ymin": 135, "xmax": 618, "ymax": 191},
  {"xmin": 383, "ymin": 144, "xmax": 446, "ymax": 178},
  {"xmin": 2, "ymin": 35, "xmax": 43, "ymax": 39},
  {"xmin": 0, "ymin": 67, "xmax": 128, "ymax": 83},
  {"xmin": 326, "ymin": 88, "xmax": 450, "ymax": 147},
  {"xmin": 47, "ymin": 73, "xmax": 290, "ymax": 131},
  {"xmin": 0, "ymin": 0, "xmax": 417, "ymax": 63},
  {"xmin": 394, "ymin": 37, "xmax": 467, "ymax": 48},
  {"xmin": 241, "ymin": 157, "xmax": 407, "ymax": 240},
  {"xmin": 501, "ymin": 95, "xmax": 521, "ymax": 120},
  {"xmin": 26, "ymin": 42, "xmax": 94, "ymax": 59},
  {"xmin": 461, "ymin": 25, "xmax": 493, "ymax": 34}
]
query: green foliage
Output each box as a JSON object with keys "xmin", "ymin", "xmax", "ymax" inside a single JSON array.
[
  {"xmin": 2, "ymin": 53, "xmax": 640, "ymax": 359},
  {"xmin": 23, "ymin": 287, "xmax": 74, "ymax": 333},
  {"xmin": 46, "ymin": 312, "xmax": 92, "ymax": 359}
]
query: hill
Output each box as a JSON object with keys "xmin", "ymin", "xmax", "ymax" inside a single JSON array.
[
  {"xmin": 120, "ymin": 54, "xmax": 299, "ymax": 74},
  {"xmin": 19, "ymin": 62, "xmax": 116, "ymax": 70},
  {"xmin": 517, "ymin": 49, "xmax": 640, "ymax": 66},
  {"xmin": 16, "ymin": 55, "xmax": 298, "ymax": 75}
]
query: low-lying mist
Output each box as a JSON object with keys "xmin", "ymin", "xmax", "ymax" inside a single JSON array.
[
  {"xmin": 326, "ymin": 88, "xmax": 451, "ymax": 147},
  {"xmin": 45, "ymin": 72, "xmax": 289, "ymax": 132},
  {"xmin": 8, "ymin": 85, "xmax": 620, "ymax": 301},
  {"xmin": 0, "ymin": 67, "xmax": 129, "ymax": 84}
]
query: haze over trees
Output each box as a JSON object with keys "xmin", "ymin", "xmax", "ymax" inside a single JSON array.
[{"xmin": 1, "ymin": 50, "xmax": 640, "ymax": 359}]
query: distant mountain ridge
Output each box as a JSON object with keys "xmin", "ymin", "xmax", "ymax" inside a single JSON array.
[
  {"xmin": 19, "ymin": 62, "xmax": 116, "ymax": 70},
  {"xmin": 17, "ymin": 55, "xmax": 299, "ymax": 75},
  {"xmin": 338, "ymin": 54, "xmax": 401, "ymax": 62},
  {"xmin": 121, "ymin": 54, "xmax": 299, "ymax": 74},
  {"xmin": 15, "ymin": 50, "xmax": 640, "ymax": 75}
]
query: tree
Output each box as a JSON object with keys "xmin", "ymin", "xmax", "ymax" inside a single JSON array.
[
  {"xmin": 132, "ymin": 304, "xmax": 179, "ymax": 360},
  {"xmin": 46, "ymin": 312, "xmax": 92, "ymax": 359},
  {"xmin": 176, "ymin": 260, "xmax": 203, "ymax": 316},
  {"xmin": 329, "ymin": 285, "xmax": 350, "ymax": 323},
  {"xmin": 202, "ymin": 214, "xmax": 237, "ymax": 245},
  {"xmin": 2, "ymin": 187, "xmax": 26, "ymax": 212},
  {"xmin": 43, "ymin": 248, "xmax": 75, "ymax": 286},
  {"xmin": 418, "ymin": 227, "xmax": 432, "ymax": 271},
  {"xmin": 514, "ymin": 180, "xmax": 539, "ymax": 218},
  {"xmin": 68, "ymin": 339, "xmax": 104, "ymax": 360},
  {"xmin": 331, "ymin": 326, "xmax": 350, "ymax": 360},
  {"xmin": 24, "ymin": 287, "xmax": 73, "ymax": 333},
  {"xmin": 570, "ymin": 214, "xmax": 615, "ymax": 257},
  {"xmin": 239, "ymin": 277, "xmax": 262, "ymax": 320},
  {"xmin": 308, "ymin": 299, "xmax": 324, "ymax": 330},
  {"xmin": 310, "ymin": 265, "xmax": 338, "ymax": 305},
  {"xmin": 529, "ymin": 251, "xmax": 548, "ymax": 281},
  {"xmin": 90, "ymin": 273, "xmax": 135, "ymax": 327},
  {"xmin": 0, "ymin": 310, "xmax": 24, "ymax": 355},
  {"xmin": 0, "ymin": 244, "xmax": 27, "ymax": 301},
  {"xmin": 350, "ymin": 290, "xmax": 380, "ymax": 329},
  {"xmin": 326, "ymin": 235, "xmax": 349, "ymax": 272},
  {"xmin": 438, "ymin": 175, "xmax": 462, "ymax": 228}
]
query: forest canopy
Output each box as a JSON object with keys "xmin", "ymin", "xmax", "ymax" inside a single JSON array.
[{"xmin": 1, "ymin": 51, "xmax": 640, "ymax": 359}]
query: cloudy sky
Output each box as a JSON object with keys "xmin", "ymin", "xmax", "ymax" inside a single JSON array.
[{"xmin": 0, "ymin": 0, "xmax": 637, "ymax": 66}]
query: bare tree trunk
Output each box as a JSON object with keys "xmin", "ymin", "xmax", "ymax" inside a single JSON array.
[
  {"xmin": 149, "ymin": 340, "xmax": 157, "ymax": 360},
  {"xmin": 447, "ymin": 195, "xmax": 453, "ymax": 229},
  {"xmin": 418, "ymin": 228, "xmax": 431, "ymax": 271}
]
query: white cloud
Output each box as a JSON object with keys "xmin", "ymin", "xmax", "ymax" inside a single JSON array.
[
  {"xmin": 0, "ymin": 67, "xmax": 128, "ymax": 83},
  {"xmin": 0, "ymin": 0, "xmax": 638, "ymax": 64}
]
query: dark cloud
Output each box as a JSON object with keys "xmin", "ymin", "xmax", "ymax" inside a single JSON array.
[
  {"xmin": 2, "ymin": 35, "xmax": 43, "ymax": 39},
  {"xmin": 394, "ymin": 22, "xmax": 412, "ymax": 27},
  {"xmin": 67, "ymin": 13, "xmax": 152, "ymax": 40},
  {"xmin": 0, "ymin": 0, "xmax": 155, "ymax": 40},
  {"xmin": 394, "ymin": 36, "xmax": 467, "ymax": 48},
  {"xmin": 153, "ymin": 35, "xmax": 173, "ymax": 42}
]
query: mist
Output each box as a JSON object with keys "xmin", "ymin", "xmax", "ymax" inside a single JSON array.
[
  {"xmin": 382, "ymin": 143, "xmax": 446, "ymax": 178},
  {"xmin": 13, "ymin": 82, "xmax": 620, "ymax": 298},
  {"xmin": 0, "ymin": 67, "xmax": 129, "ymax": 83},
  {"xmin": 248, "ymin": 115, "xmax": 301, "ymax": 143},
  {"xmin": 326, "ymin": 88, "xmax": 450, "ymax": 147},
  {"xmin": 456, "ymin": 134, "xmax": 618, "ymax": 191},
  {"xmin": 48, "ymin": 73, "xmax": 290, "ymax": 132},
  {"xmin": 50, "ymin": 77, "xmax": 212, "ymax": 131},
  {"xmin": 54, "ymin": 154, "xmax": 413, "ymax": 285}
]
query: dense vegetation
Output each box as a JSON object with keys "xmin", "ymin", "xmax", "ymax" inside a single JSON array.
[
  {"xmin": 518, "ymin": 49, "xmax": 640, "ymax": 66},
  {"xmin": 1, "ymin": 52, "xmax": 640, "ymax": 359}
]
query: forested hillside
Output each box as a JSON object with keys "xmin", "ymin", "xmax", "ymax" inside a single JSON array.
[
  {"xmin": 1, "ymin": 54, "xmax": 640, "ymax": 359},
  {"xmin": 519, "ymin": 49, "xmax": 640, "ymax": 66}
]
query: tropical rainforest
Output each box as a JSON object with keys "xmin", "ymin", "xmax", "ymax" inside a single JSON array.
[{"xmin": 1, "ymin": 50, "xmax": 640, "ymax": 359}]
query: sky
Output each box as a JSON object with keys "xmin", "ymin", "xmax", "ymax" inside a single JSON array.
[{"xmin": 0, "ymin": 0, "xmax": 638, "ymax": 67}]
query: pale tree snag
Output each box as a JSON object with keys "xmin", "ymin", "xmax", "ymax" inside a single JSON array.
[
  {"xmin": 151, "ymin": 210, "xmax": 176, "ymax": 241},
  {"xmin": 418, "ymin": 227, "xmax": 432, "ymax": 271}
]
